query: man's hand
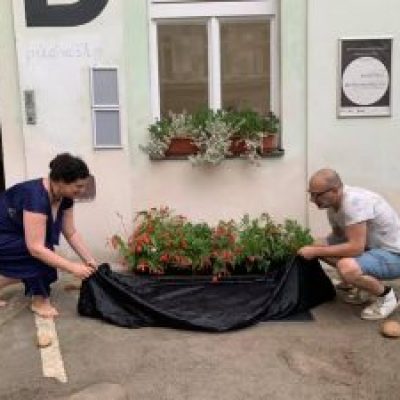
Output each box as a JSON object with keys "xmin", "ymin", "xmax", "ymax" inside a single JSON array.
[{"xmin": 297, "ymin": 245, "xmax": 319, "ymax": 260}]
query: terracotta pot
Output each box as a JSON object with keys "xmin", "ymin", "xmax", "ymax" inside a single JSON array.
[
  {"xmin": 260, "ymin": 134, "xmax": 278, "ymax": 154},
  {"xmin": 165, "ymin": 138, "xmax": 198, "ymax": 156},
  {"xmin": 229, "ymin": 137, "xmax": 248, "ymax": 155}
]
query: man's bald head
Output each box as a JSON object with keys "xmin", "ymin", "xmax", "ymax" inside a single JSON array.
[{"xmin": 309, "ymin": 169, "xmax": 343, "ymax": 191}]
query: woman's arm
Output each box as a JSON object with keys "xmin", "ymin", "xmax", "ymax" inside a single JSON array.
[
  {"xmin": 61, "ymin": 208, "xmax": 98, "ymax": 268},
  {"xmin": 23, "ymin": 210, "xmax": 94, "ymax": 279}
]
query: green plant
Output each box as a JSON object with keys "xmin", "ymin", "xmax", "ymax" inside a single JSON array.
[
  {"xmin": 189, "ymin": 115, "xmax": 234, "ymax": 166},
  {"xmin": 140, "ymin": 109, "xmax": 280, "ymax": 164},
  {"xmin": 111, "ymin": 207, "xmax": 313, "ymax": 278},
  {"xmin": 139, "ymin": 111, "xmax": 196, "ymax": 158},
  {"xmin": 236, "ymin": 213, "xmax": 276, "ymax": 273},
  {"xmin": 263, "ymin": 111, "xmax": 280, "ymax": 133}
]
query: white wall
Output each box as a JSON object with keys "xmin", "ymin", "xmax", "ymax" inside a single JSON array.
[
  {"xmin": 307, "ymin": 0, "xmax": 400, "ymax": 237},
  {"xmin": 11, "ymin": 0, "xmax": 134, "ymax": 261},
  {"xmin": 4, "ymin": 0, "xmax": 310, "ymax": 263},
  {"xmin": 0, "ymin": 0, "xmax": 26, "ymax": 186},
  {"xmin": 124, "ymin": 0, "xmax": 308, "ymax": 228}
]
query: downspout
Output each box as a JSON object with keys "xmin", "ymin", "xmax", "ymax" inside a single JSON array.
[
  {"xmin": 304, "ymin": 0, "xmax": 310, "ymax": 229},
  {"xmin": 9, "ymin": 0, "xmax": 28, "ymax": 182}
]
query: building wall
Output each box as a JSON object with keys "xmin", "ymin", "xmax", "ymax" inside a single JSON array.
[
  {"xmin": 9, "ymin": 0, "xmax": 134, "ymax": 261},
  {"xmin": 0, "ymin": 0, "xmax": 26, "ymax": 186},
  {"xmin": 6, "ymin": 0, "xmax": 399, "ymax": 260},
  {"xmin": 0, "ymin": 0, "xmax": 309, "ymax": 261},
  {"xmin": 10, "ymin": 0, "xmax": 392, "ymax": 262},
  {"xmin": 307, "ymin": 0, "xmax": 400, "ymax": 237},
  {"xmin": 124, "ymin": 0, "xmax": 308, "ymax": 227}
]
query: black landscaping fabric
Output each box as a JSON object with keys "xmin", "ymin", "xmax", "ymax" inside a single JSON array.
[{"xmin": 78, "ymin": 257, "xmax": 336, "ymax": 332}]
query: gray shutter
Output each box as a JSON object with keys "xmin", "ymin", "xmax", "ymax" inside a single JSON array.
[{"xmin": 91, "ymin": 67, "xmax": 121, "ymax": 148}]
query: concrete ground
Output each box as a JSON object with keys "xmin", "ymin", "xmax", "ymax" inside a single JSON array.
[{"xmin": 1, "ymin": 268, "xmax": 400, "ymax": 400}]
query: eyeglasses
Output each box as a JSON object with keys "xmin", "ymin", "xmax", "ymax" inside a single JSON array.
[{"xmin": 308, "ymin": 187, "xmax": 335, "ymax": 199}]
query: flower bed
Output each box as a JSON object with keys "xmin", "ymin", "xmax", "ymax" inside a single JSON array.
[{"xmin": 111, "ymin": 207, "xmax": 313, "ymax": 279}]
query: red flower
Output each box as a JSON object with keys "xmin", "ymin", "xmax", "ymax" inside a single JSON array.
[{"xmin": 160, "ymin": 254, "xmax": 169, "ymax": 263}]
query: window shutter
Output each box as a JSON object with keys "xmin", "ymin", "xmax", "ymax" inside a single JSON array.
[{"xmin": 90, "ymin": 67, "xmax": 122, "ymax": 148}]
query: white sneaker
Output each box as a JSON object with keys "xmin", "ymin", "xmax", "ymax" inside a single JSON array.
[
  {"xmin": 361, "ymin": 289, "xmax": 399, "ymax": 320},
  {"xmin": 342, "ymin": 288, "xmax": 370, "ymax": 305}
]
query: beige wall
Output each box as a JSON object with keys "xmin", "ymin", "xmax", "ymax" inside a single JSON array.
[
  {"xmin": 307, "ymin": 0, "xmax": 400, "ymax": 237},
  {"xmin": 10, "ymin": 0, "xmax": 134, "ymax": 261},
  {"xmin": 125, "ymin": 0, "xmax": 308, "ymax": 228},
  {"xmin": 12, "ymin": 0, "xmax": 390, "ymax": 262},
  {"xmin": 2, "ymin": 0, "xmax": 309, "ymax": 262},
  {"xmin": 0, "ymin": 0, "xmax": 26, "ymax": 186},
  {"xmin": 3, "ymin": 0, "xmax": 400, "ymax": 261}
]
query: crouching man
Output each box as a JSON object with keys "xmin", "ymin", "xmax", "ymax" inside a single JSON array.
[{"xmin": 298, "ymin": 168, "xmax": 400, "ymax": 320}]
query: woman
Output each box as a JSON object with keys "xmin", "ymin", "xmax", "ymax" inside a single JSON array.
[{"xmin": 0, "ymin": 153, "xmax": 97, "ymax": 318}]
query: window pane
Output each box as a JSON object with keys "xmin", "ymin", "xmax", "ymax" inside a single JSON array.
[
  {"xmin": 92, "ymin": 69, "xmax": 119, "ymax": 106},
  {"xmin": 221, "ymin": 21, "xmax": 270, "ymax": 115},
  {"xmin": 94, "ymin": 110, "xmax": 121, "ymax": 147},
  {"xmin": 158, "ymin": 24, "xmax": 208, "ymax": 117}
]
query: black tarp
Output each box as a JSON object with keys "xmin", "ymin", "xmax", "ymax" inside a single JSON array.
[{"xmin": 78, "ymin": 257, "xmax": 336, "ymax": 332}]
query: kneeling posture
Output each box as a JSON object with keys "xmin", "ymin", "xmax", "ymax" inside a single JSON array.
[
  {"xmin": 298, "ymin": 168, "xmax": 400, "ymax": 320},
  {"xmin": 0, "ymin": 153, "xmax": 97, "ymax": 317}
]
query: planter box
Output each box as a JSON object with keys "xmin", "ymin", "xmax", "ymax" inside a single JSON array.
[
  {"xmin": 230, "ymin": 134, "xmax": 279, "ymax": 156},
  {"xmin": 165, "ymin": 137, "xmax": 198, "ymax": 156}
]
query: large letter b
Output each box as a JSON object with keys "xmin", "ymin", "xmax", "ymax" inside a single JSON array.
[{"xmin": 25, "ymin": 0, "xmax": 109, "ymax": 27}]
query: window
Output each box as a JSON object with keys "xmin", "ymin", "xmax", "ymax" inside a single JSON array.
[
  {"xmin": 149, "ymin": 0, "xmax": 279, "ymax": 118},
  {"xmin": 90, "ymin": 67, "xmax": 122, "ymax": 148}
]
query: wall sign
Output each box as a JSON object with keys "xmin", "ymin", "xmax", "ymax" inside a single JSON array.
[
  {"xmin": 25, "ymin": 0, "xmax": 109, "ymax": 27},
  {"xmin": 338, "ymin": 38, "xmax": 392, "ymax": 117}
]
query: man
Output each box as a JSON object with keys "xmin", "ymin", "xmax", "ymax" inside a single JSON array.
[{"xmin": 298, "ymin": 168, "xmax": 400, "ymax": 320}]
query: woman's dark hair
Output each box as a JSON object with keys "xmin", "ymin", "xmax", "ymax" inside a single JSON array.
[{"xmin": 49, "ymin": 153, "xmax": 89, "ymax": 183}]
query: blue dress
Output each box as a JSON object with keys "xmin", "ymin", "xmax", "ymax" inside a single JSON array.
[{"xmin": 0, "ymin": 178, "xmax": 73, "ymax": 297}]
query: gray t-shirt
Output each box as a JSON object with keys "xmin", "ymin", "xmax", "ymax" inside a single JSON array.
[{"xmin": 327, "ymin": 185, "xmax": 400, "ymax": 253}]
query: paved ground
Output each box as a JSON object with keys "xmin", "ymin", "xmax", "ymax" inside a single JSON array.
[{"xmin": 1, "ymin": 268, "xmax": 400, "ymax": 400}]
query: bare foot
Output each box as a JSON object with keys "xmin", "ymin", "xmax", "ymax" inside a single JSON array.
[
  {"xmin": 31, "ymin": 297, "xmax": 59, "ymax": 318},
  {"xmin": 0, "ymin": 277, "xmax": 20, "ymax": 308}
]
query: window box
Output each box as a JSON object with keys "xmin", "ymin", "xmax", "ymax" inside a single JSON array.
[{"xmin": 164, "ymin": 137, "xmax": 199, "ymax": 157}]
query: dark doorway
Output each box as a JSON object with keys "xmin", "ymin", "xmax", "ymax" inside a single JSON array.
[{"xmin": 0, "ymin": 128, "xmax": 5, "ymax": 191}]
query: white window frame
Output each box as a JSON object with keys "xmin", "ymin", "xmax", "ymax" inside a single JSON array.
[
  {"xmin": 149, "ymin": 1, "xmax": 279, "ymax": 120},
  {"xmin": 90, "ymin": 66, "xmax": 122, "ymax": 149}
]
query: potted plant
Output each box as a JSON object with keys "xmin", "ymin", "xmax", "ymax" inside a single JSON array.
[
  {"xmin": 227, "ymin": 109, "xmax": 266, "ymax": 162},
  {"xmin": 140, "ymin": 109, "xmax": 280, "ymax": 164},
  {"xmin": 189, "ymin": 110, "xmax": 236, "ymax": 166},
  {"xmin": 140, "ymin": 111, "xmax": 199, "ymax": 158},
  {"xmin": 111, "ymin": 207, "xmax": 313, "ymax": 279},
  {"xmin": 259, "ymin": 111, "xmax": 280, "ymax": 155}
]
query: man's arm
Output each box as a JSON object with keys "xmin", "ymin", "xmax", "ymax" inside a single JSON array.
[{"xmin": 298, "ymin": 222, "xmax": 367, "ymax": 260}]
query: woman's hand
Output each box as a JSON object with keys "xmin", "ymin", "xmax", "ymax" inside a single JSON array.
[
  {"xmin": 85, "ymin": 259, "xmax": 98, "ymax": 271},
  {"xmin": 69, "ymin": 262, "xmax": 96, "ymax": 280}
]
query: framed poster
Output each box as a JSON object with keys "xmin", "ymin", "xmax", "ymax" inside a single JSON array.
[{"xmin": 338, "ymin": 38, "xmax": 392, "ymax": 117}]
